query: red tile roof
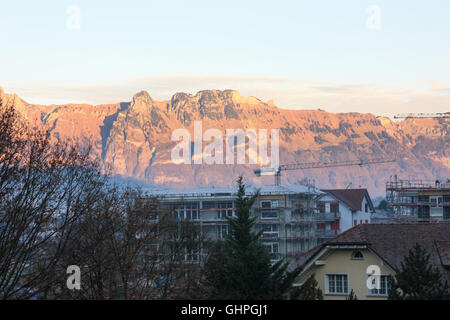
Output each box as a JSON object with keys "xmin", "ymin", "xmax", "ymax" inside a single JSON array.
[{"xmin": 322, "ymin": 189, "xmax": 370, "ymax": 211}]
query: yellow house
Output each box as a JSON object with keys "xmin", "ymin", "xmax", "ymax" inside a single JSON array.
[{"xmin": 290, "ymin": 223, "xmax": 450, "ymax": 300}]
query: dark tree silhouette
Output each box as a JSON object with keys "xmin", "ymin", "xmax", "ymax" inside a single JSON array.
[
  {"xmin": 202, "ymin": 176, "xmax": 302, "ymax": 300},
  {"xmin": 0, "ymin": 98, "xmax": 204, "ymax": 300},
  {"xmin": 389, "ymin": 243, "xmax": 449, "ymax": 300}
]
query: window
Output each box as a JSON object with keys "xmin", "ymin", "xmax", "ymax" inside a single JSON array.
[
  {"xmin": 218, "ymin": 202, "xmax": 234, "ymax": 219},
  {"xmin": 261, "ymin": 200, "xmax": 280, "ymax": 208},
  {"xmin": 365, "ymin": 203, "xmax": 369, "ymax": 213},
  {"xmin": 261, "ymin": 201, "xmax": 272, "ymax": 208},
  {"xmin": 184, "ymin": 246, "xmax": 200, "ymax": 262},
  {"xmin": 351, "ymin": 250, "xmax": 364, "ymax": 260},
  {"xmin": 330, "ymin": 203, "xmax": 339, "ymax": 214},
  {"xmin": 177, "ymin": 202, "xmax": 199, "ymax": 220},
  {"xmin": 325, "ymin": 274, "xmax": 349, "ymax": 295},
  {"xmin": 367, "ymin": 275, "xmax": 391, "ymax": 296},
  {"xmin": 444, "ymin": 206, "xmax": 450, "ymax": 220},
  {"xmin": 218, "ymin": 201, "xmax": 233, "ymax": 209},
  {"xmin": 433, "ymin": 197, "xmax": 443, "ymax": 206},
  {"xmin": 263, "ymin": 242, "xmax": 279, "ymax": 253},
  {"xmin": 262, "ymin": 224, "xmax": 279, "ymax": 238},
  {"xmin": 261, "ymin": 211, "xmax": 278, "ymax": 220},
  {"xmin": 354, "ymin": 220, "xmax": 357, "ymax": 226},
  {"xmin": 317, "ymin": 202, "xmax": 325, "ymax": 213},
  {"xmin": 188, "ymin": 203, "xmax": 199, "ymax": 220},
  {"xmin": 217, "ymin": 225, "xmax": 229, "ymax": 239},
  {"xmin": 418, "ymin": 205, "xmax": 430, "ymax": 219}
]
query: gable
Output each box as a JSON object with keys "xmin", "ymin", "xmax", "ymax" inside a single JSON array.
[
  {"xmin": 322, "ymin": 189, "xmax": 369, "ymax": 211},
  {"xmin": 293, "ymin": 246, "xmax": 395, "ymax": 297}
]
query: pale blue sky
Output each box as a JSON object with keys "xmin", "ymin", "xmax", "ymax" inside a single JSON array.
[{"xmin": 1, "ymin": 0, "xmax": 449, "ymax": 116}]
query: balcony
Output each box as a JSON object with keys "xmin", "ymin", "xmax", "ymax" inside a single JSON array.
[
  {"xmin": 261, "ymin": 232, "xmax": 279, "ymax": 239},
  {"xmin": 288, "ymin": 219, "xmax": 315, "ymax": 225},
  {"xmin": 315, "ymin": 212, "xmax": 341, "ymax": 221}
]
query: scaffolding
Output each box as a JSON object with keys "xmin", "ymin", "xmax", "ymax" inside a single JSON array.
[
  {"xmin": 145, "ymin": 183, "xmax": 325, "ymax": 262},
  {"xmin": 386, "ymin": 176, "xmax": 450, "ymax": 221}
]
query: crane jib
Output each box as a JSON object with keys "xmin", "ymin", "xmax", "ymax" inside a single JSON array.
[{"xmin": 255, "ymin": 158, "xmax": 396, "ymax": 186}]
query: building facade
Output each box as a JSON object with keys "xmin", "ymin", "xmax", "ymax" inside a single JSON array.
[
  {"xmin": 145, "ymin": 185, "xmax": 377, "ymax": 263},
  {"xmin": 386, "ymin": 178, "xmax": 450, "ymax": 221},
  {"xmin": 146, "ymin": 184, "xmax": 330, "ymax": 262},
  {"xmin": 315, "ymin": 189, "xmax": 375, "ymax": 243}
]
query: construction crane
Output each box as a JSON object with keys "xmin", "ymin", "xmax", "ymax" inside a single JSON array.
[
  {"xmin": 254, "ymin": 158, "xmax": 396, "ymax": 186},
  {"xmin": 394, "ymin": 112, "xmax": 449, "ymax": 119}
]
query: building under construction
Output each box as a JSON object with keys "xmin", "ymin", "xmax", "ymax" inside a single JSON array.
[
  {"xmin": 386, "ymin": 177, "xmax": 450, "ymax": 221},
  {"xmin": 144, "ymin": 183, "xmax": 339, "ymax": 262}
]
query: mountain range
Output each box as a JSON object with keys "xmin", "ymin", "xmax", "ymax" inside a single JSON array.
[{"xmin": 1, "ymin": 86, "xmax": 449, "ymax": 198}]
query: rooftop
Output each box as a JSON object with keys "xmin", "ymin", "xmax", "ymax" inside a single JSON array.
[
  {"xmin": 144, "ymin": 184, "xmax": 323, "ymax": 199},
  {"xmin": 321, "ymin": 188, "xmax": 372, "ymax": 211}
]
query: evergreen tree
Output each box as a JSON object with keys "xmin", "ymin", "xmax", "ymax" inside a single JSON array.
[
  {"xmin": 389, "ymin": 243, "xmax": 449, "ymax": 300},
  {"xmin": 377, "ymin": 199, "xmax": 388, "ymax": 210},
  {"xmin": 202, "ymin": 176, "xmax": 302, "ymax": 300}
]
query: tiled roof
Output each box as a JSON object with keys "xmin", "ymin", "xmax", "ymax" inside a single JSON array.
[
  {"xmin": 322, "ymin": 189, "xmax": 369, "ymax": 211},
  {"xmin": 290, "ymin": 223, "xmax": 450, "ymax": 284}
]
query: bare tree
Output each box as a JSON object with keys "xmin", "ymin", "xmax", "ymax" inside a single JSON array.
[
  {"xmin": 151, "ymin": 214, "xmax": 206, "ymax": 299},
  {"xmin": 0, "ymin": 98, "xmax": 207, "ymax": 300},
  {"xmin": 0, "ymin": 97, "xmax": 108, "ymax": 299}
]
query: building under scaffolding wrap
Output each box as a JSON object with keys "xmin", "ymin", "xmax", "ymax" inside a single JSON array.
[
  {"xmin": 386, "ymin": 177, "xmax": 450, "ymax": 221},
  {"xmin": 141, "ymin": 183, "xmax": 335, "ymax": 263}
]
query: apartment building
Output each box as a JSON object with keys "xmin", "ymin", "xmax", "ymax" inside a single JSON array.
[
  {"xmin": 145, "ymin": 184, "xmax": 325, "ymax": 262},
  {"xmin": 144, "ymin": 185, "xmax": 377, "ymax": 263},
  {"xmin": 386, "ymin": 178, "xmax": 450, "ymax": 221}
]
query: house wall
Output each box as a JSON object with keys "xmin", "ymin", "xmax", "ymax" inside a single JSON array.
[
  {"xmin": 298, "ymin": 248, "xmax": 394, "ymax": 300},
  {"xmin": 351, "ymin": 196, "xmax": 372, "ymax": 227},
  {"xmin": 316, "ymin": 193, "xmax": 369, "ymax": 233},
  {"xmin": 339, "ymin": 204, "xmax": 354, "ymax": 232}
]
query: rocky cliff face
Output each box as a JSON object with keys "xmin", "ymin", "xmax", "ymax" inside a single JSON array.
[{"xmin": 1, "ymin": 86, "xmax": 449, "ymax": 197}]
